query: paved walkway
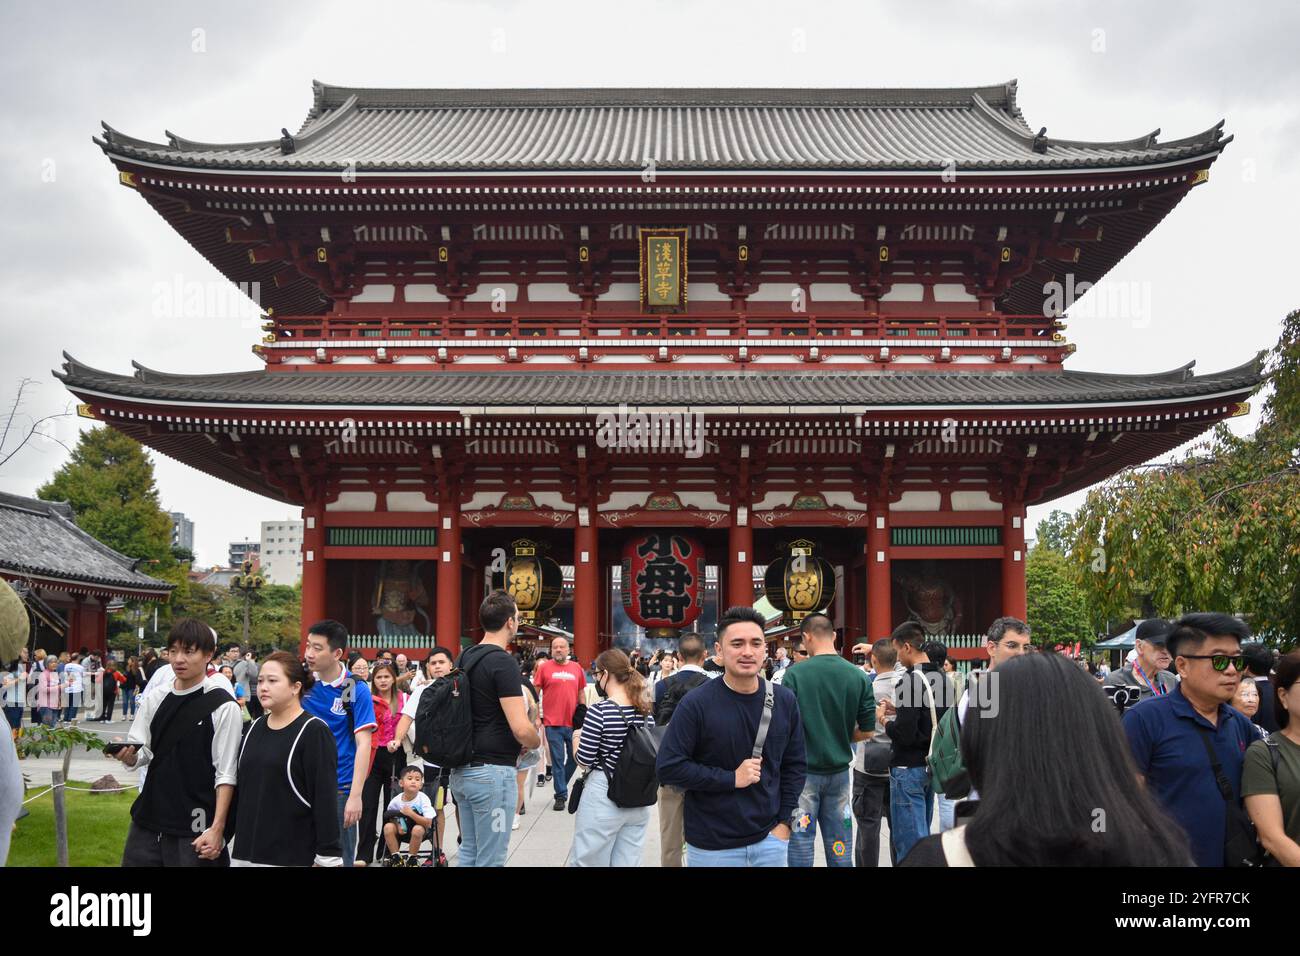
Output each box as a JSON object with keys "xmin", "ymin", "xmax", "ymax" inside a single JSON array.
[{"xmin": 17, "ymin": 716, "xmax": 901, "ymax": 866}]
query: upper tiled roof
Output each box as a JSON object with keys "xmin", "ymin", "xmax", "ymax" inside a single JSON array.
[
  {"xmin": 95, "ymin": 80, "xmax": 1229, "ymax": 173},
  {"xmin": 0, "ymin": 492, "xmax": 174, "ymax": 595},
  {"xmin": 56, "ymin": 354, "xmax": 1264, "ymax": 411}
]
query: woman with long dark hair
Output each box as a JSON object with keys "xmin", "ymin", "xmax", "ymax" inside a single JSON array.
[
  {"xmin": 900, "ymin": 651, "xmax": 1193, "ymax": 866},
  {"xmin": 357, "ymin": 659, "xmax": 407, "ymax": 865},
  {"xmin": 568, "ymin": 649, "xmax": 655, "ymax": 867},
  {"xmin": 230, "ymin": 652, "xmax": 341, "ymax": 866}
]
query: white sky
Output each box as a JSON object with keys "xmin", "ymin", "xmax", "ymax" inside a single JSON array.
[{"xmin": 0, "ymin": 0, "xmax": 1295, "ymax": 566}]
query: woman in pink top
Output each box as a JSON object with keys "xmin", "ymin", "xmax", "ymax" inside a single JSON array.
[{"xmin": 357, "ymin": 660, "xmax": 407, "ymax": 866}]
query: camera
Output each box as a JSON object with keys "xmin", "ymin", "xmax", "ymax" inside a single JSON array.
[{"xmin": 1103, "ymin": 684, "xmax": 1143, "ymax": 711}]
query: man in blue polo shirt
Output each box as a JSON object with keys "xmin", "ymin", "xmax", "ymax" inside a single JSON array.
[
  {"xmin": 1123, "ymin": 612, "xmax": 1256, "ymax": 867},
  {"xmin": 304, "ymin": 620, "xmax": 376, "ymax": 867}
]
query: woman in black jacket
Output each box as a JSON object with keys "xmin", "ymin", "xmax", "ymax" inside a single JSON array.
[{"xmin": 230, "ymin": 652, "xmax": 341, "ymax": 867}]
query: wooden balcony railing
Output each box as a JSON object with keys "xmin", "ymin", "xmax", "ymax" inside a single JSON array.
[{"xmin": 268, "ymin": 312, "xmax": 1059, "ymax": 342}]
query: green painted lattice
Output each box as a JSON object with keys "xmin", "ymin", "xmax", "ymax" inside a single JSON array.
[
  {"xmin": 890, "ymin": 526, "xmax": 1001, "ymax": 547},
  {"xmin": 326, "ymin": 527, "xmax": 437, "ymax": 547}
]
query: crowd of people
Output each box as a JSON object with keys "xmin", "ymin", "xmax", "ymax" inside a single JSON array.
[{"xmin": 2, "ymin": 591, "xmax": 1298, "ymax": 869}]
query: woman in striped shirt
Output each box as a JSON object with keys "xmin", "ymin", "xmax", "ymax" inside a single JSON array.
[{"xmin": 568, "ymin": 649, "xmax": 655, "ymax": 867}]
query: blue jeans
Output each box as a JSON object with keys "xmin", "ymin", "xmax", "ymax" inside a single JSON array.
[
  {"xmin": 336, "ymin": 790, "xmax": 358, "ymax": 867},
  {"xmin": 687, "ymin": 832, "xmax": 789, "ymax": 867},
  {"xmin": 889, "ymin": 766, "xmax": 934, "ymax": 862},
  {"xmin": 122, "ymin": 690, "xmax": 136, "ymax": 718},
  {"xmin": 937, "ymin": 793, "xmax": 957, "ymax": 832},
  {"xmin": 568, "ymin": 771, "xmax": 650, "ymax": 867},
  {"xmin": 546, "ymin": 726, "xmax": 577, "ymax": 797},
  {"xmin": 451, "ymin": 763, "xmax": 517, "ymax": 867},
  {"xmin": 789, "ymin": 769, "xmax": 854, "ymax": 867},
  {"xmin": 64, "ymin": 691, "xmax": 81, "ymax": 723}
]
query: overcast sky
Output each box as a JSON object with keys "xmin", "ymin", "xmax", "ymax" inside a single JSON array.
[{"xmin": 1, "ymin": 0, "xmax": 1296, "ymax": 567}]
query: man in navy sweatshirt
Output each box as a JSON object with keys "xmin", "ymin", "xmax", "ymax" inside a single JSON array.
[{"xmin": 657, "ymin": 605, "xmax": 807, "ymax": 867}]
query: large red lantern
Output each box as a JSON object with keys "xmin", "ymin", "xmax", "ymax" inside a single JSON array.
[{"xmin": 621, "ymin": 533, "xmax": 704, "ymax": 638}]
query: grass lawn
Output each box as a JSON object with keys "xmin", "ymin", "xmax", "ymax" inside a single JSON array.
[{"xmin": 9, "ymin": 780, "xmax": 137, "ymax": 867}]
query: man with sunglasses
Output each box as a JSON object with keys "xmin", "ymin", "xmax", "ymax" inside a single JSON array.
[
  {"xmin": 1104, "ymin": 619, "xmax": 1178, "ymax": 703},
  {"xmin": 1122, "ymin": 613, "xmax": 1257, "ymax": 867}
]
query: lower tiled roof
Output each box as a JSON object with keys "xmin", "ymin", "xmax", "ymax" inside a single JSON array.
[{"xmin": 56, "ymin": 355, "xmax": 1265, "ymax": 411}]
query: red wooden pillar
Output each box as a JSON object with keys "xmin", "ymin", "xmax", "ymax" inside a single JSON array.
[
  {"xmin": 437, "ymin": 488, "xmax": 463, "ymax": 649},
  {"xmin": 300, "ymin": 499, "xmax": 327, "ymax": 649},
  {"xmin": 65, "ymin": 595, "xmax": 81, "ymax": 653},
  {"xmin": 866, "ymin": 508, "xmax": 892, "ymax": 640},
  {"xmin": 1001, "ymin": 501, "xmax": 1027, "ymax": 620},
  {"xmin": 727, "ymin": 521, "xmax": 753, "ymax": 609},
  {"xmin": 573, "ymin": 523, "xmax": 599, "ymax": 667}
]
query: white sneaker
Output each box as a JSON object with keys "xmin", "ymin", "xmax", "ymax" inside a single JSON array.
[{"xmin": 512, "ymin": 814, "xmax": 521, "ymax": 831}]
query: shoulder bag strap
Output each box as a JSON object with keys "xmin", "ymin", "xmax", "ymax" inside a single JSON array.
[
  {"xmin": 751, "ymin": 679, "xmax": 775, "ymax": 759},
  {"xmin": 1196, "ymin": 727, "xmax": 1235, "ymax": 802},
  {"xmin": 922, "ymin": 671, "xmax": 941, "ymax": 760}
]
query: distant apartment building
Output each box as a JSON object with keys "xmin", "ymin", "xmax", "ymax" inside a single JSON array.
[
  {"xmin": 229, "ymin": 540, "xmax": 261, "ymax": 568},
  {"xmin": 168, "ymin": 512, "xmax": 194, "ymax": 553},
  {"xmin": 259, "ymin": 519, "xmax": 304, "ymax": 585}
]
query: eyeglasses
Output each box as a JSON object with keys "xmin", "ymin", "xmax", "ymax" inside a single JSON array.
[{"xmin": 1180, "ymin": 654, "xmax": 1244, "ymax": 672}]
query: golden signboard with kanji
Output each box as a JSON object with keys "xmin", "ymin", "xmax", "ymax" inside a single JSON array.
[{"xmin": 638, "ymin": 227, "xmax": 688, "ymax": 312}]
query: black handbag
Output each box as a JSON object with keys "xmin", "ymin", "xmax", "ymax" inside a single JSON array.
[
  {"xmin": 567, "ymin": 772, "xmax": 587, "ymax": 813},
  {"xmin": 1197, "ymin": 730, "xmax": 1265, "ymax": 867}
]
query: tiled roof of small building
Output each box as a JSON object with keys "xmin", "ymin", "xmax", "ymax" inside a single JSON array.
[{"xmin": 0, "ymin": 492, "xmax": 174, "ymax": 595}]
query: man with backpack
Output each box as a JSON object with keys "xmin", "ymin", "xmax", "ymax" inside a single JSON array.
[
  {"xmin": 303, "ymin": 619, "xmax": 376, "ymax": 868},
  {"xmin": 883, "ymin": 621, "xmax": 949, "ymax": 862},
  {"xmin": 424, "ymin": 591, "xmax": 540, "ymax": 867},
  {"xmin": 652, "ymin": 631, "xmax": 710, "ymax": 866}
]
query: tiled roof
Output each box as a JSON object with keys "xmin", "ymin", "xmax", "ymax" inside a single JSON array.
[
  {"xmin": 95, "ymin": 80, "xmax": 1229, "ymax": 173},
  {"xmin": 0, "ymin": 492, "xmax": 174, "ymax": 595},
  {"xmin": 56, "ymin": 354, "xmax": 1264, "ymax": 411}
]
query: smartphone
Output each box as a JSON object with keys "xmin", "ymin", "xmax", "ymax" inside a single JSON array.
[
  {"xmin": 102, "ymin": 742, "xmax": 133, "ymax": 756},
  {"xmin": 853, "ymin": 653, "xmax": 867, "ymax": 666}
]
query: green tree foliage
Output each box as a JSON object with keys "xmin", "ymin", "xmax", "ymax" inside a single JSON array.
[
  {"xmin": 1026, "ymin": 547, "xmax": 1094, "ymax": 649},
  {"xmin": 37, "ymin": 427, "xmax": 174, "ymax": 570},
  {"xmin": 1033, "ymin": 509, "xmax": 1075, "ymax": 554},
  {"xmin": 1066, "ymin": 309, "xmax": 1300, "ymax": 644}
]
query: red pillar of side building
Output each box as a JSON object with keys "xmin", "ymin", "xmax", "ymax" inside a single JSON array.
[
  {"xmin": 300, "ymin": 498, "xmax": 327, "ymax": 651},
  {"xmin": 1001, "ymin": 501, "xmax": 1028, "ymax": 620},
  {"xmin": 866, "ymin": 508, "xmax": 892, "ymax": 640},
  {"xmin": 573, "ymin": 522, "xmax": 599, "ymax": 668},
  {"xmin": 727, "ymin": 521, "xmax": 754, "ymax": 609},
  {"xmin": 437, "ymin": 489, "xmax": 463, "ymax": 651}
]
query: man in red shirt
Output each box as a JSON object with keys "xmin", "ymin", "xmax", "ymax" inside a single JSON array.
[{"xmin": 533, "ymin": 636, "xmax": 586, "ymax": 811}]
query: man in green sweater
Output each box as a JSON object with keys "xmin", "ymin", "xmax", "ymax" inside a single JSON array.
[{"xmin": 781, "ymin": 613, "xmax": 875, "ymax": 867}]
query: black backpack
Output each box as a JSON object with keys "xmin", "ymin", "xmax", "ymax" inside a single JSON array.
[
  {"xmin": 654, "ymin": 670, "xmax": 709, "ymax": 725},
  {"xmin": 413, "ymin": 648, "xmax": 486, "ymax": 769},
  {"xmin": 606, "ymin": 709, "xmax": 660, "ymax": 809}
]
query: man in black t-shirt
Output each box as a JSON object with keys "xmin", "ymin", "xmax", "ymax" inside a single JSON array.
[{"xmin": 450, "ymin": 591, "xmax": 542, "ymax": 867}]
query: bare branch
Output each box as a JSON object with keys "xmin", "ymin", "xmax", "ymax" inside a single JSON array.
[
  {"xmin": 0, "ymin": 403, "xmax": 75, "ymax": 470},
  {"xmin": 0, "ymin": 378, "xmax": 36, "ymax": 456}
]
